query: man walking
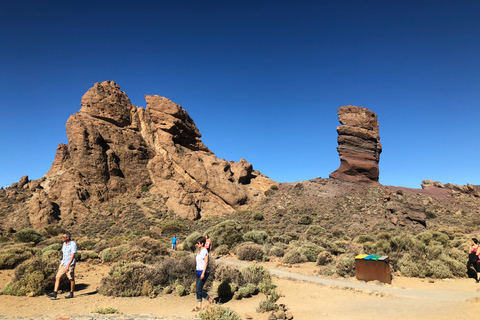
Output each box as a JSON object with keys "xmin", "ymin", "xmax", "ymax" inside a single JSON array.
[
  {"xmin": 47, "ymin": 232, "xmax": 77, "ymax": 299},
  {"xmin": 171, "ymin": 234, "xmax": 178, "ymax": 250}
]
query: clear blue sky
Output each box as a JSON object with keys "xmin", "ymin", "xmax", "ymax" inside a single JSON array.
[{"xmin": 1, "ymin": 1, "xmax": 479, "ymax": 189}]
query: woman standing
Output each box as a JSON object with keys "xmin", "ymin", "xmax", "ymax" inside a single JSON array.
[
  {"xmin": 468, "ymin": 238, "xmax": 480, "ymax": 283},
  {"xmin": 192, "ymin": 236, "xmax": 214, "ymax": 311}
]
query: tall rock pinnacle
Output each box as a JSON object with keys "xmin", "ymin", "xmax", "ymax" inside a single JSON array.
[{"xmin": 329, "ymin": 105, "xmax": 382, "ymax": 186}]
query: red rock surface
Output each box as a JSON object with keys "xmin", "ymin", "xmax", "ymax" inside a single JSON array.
[
  {"xmin": 38, "ymin": 81, "xmax": 274, "ymax": 225},
  {"xmin": 329, "ymin": 105, "xmax": 382, "ymax": 186}
]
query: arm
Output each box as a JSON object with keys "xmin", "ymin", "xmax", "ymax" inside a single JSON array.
[
  {"xmin": 65, "ymin": 253, "xmax": 76, "ymax": 271},
  {"xmin": 201, "ymin": 251, "xmax": 209, "ymax": 279}
]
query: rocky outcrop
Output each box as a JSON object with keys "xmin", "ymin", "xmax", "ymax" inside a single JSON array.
[
  {"xmin": 329, "ymin": 105, "xmax": 382, "ymax": 186},
  {"xmin": 422, "ymin": 179, "xmax": 479, "ymax": 197},
  {"xmin": 40, "ymin": 81, "xmax": 273, "ymax": 223}
]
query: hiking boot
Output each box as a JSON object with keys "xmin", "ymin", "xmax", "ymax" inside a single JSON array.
[
  {"xmin": 65, "ymin": 292, "xmax": 74, "ymax": 299},
  {"xmin": 47, "ymin": 292, "xmax": 57, "ymax": 299}
]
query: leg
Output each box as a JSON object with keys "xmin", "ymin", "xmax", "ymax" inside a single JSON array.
[{"xmin": 195, "ymin": 273, "xmax": 213, "ymax": 309}]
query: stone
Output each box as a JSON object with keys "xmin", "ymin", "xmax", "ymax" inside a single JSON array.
[
  {"xmin": 38, "ymin": 81, "xmax": 274, "ymax": 224},
  {"xmin": 330, "ymin": 105, "xmax": 382, "ymax": 186},
  {"xmin": 268, "ymin": 313, "xmax": 277, "ymax": 320}
]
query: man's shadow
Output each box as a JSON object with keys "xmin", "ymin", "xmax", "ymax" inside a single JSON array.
[{"xmin": 74, "ymin": 283, "xmax": 98, "ymax": 296}]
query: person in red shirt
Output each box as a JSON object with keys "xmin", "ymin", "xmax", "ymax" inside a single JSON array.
[{"xmin": 205, "ymin": 234, "xmax": 212, "ymax": 252}]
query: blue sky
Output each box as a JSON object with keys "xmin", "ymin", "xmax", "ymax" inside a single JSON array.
[{"xmin": 1, "ymin": 1, "xmax": 479, "ymax": 188}]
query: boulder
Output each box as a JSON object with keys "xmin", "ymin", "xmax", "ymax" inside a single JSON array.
[{"xmin": 41, "ymin": 81, "xmax": 274, "ymax": 223}]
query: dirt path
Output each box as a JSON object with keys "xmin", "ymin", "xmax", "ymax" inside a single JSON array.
[{"xmin": 1, "ymin": 258, "xmax": 480, "ymax": 320}]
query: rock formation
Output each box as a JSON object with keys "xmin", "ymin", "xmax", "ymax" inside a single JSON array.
[
  {"xmin": 329, "ymin": 105, "xmax": 382, "ymax": 186},
  {"xmin": 38, "ymin": 81, "xmax": 274, "ymax": 223}
]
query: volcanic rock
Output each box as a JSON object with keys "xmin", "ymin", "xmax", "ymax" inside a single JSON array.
[
  {"xmin": 40, "ymin": 81, "xmax": 273, "ymax": 223},
  {"xmin": 329, "ymin": 105, "xmax": 382, "ymax": 186}
]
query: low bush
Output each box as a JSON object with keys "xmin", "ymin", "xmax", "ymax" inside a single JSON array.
[
  {"xmin": 282, "ymin": 248, "xmax": 307, "ymax": 264},
  {"xmin": 93, "ymin": 307, "xmax": 122, "ymax": 314},
  {"xmin": 205, "ymin": 220, "xmax": 244, "ymax": 248},
  {"xmin": 183, "ymin": 232, "xmax": 202, "ymax": 252},
  {"xmin": 2, "ymin": 256, "xmax": 60, "ymax": 296},
  {"xmin": 213, "ymin": 245, "xmax": 230, "ymax": 256},
  {"xmin": 77, "ymin": 250, "xmax": 100, "ymax": 261},
  {"xmin": 100, "ymin": 245, "xmax": 131, "ymax": 262},
  {"xmin": 215, "ymin": 264, "xmax": 243, "ymax": 284},
  {"xmin": 0, "ymin": 245, "xmax": 35, "ymax": 269},
  {"xmin": 252, "ymin": 212, "xmax": 264, "ymax": 221},
  {"xmin": 241, "ymin": 264, "xmax": 271, "ymax": 287},
  {"xmin": 301, "ymin": 242, "xmax": 322, "ymax": 262},
  {"xmin": 269, "ymin": 246, "xmax": 285, "ymax": 257},
  {"xmin": 76, "ymin": 238, "xmax": 97, "ymax": 250},
  {"xmin": 236, "ymin": 243, "xmax": 265, "ymax": 261},
  {"xmin": 356, "ymin": 235, "xmax": 375, "ymax": 243},
  {"xmin": 198, "ymin": 305, "xmax": 242, "ymax": 320},
  {"xmin": 160, "ymin": 220, "xmax": 186, "ymax": 234},
  {"xmin": 316, "ymin": 251, "xmax": 333, "ymax": 266},
  {"xmin": 257, "ymin": 298, "xmax": 279, "ymax": 312},
  {"xmin": 14, "ymin": 228, "xmax": 44, "ymax": 244},
  {"xmin": 176, "ymin": 284, "xmax": 187, "ymax": 296},
  {"xmin": 99, "ymin": 261, "xmax": 156, "ymax": 297},
  {"xmin": 298, "ymin": 215, "xmax": 313, "ymax": 225},
  {"xmin": 93, "ymin": 240, "xmax": 112, "ymax": 253},
  {"xmin": 243, "ymin": 230, "xmax": 270, "ymax": 245},
  {"xmin": 305, "ymin": 225, "xmax": 326, "ymax": 237},
  {"xmin": 335, "ymin": 256, "xmax": 355, "ymax": 277}
]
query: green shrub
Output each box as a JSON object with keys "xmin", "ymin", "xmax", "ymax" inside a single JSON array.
[
  {"xmin": 205, "ymin": 220, "xmax": 244, "ymax": 248},
  {"xmin": 398, "ymin": 253, "xmax": 422, "ymax": 277},
  {"xmin": 305, "ymin": 225, "xmax": 326, "ymax": 237},
  {"xmin": 236, "ymin": 243, "xmax": 265, "ymax": 261},
  {"xmin": 213, "ymin": 245, "xmax": 230, "ymax": 256},
  {"xmin": 176, "ymin": 284, "xmax": 187, "ymax": 296},
  {"xmin": 2, "ymin": 256, "xmax": 59, "ymax": 296},
  {"xmin": 76, "ymin": 238, "xmax": 97, "ymax": 250},
  {"xmin": 100, "ymin": 245, "xmax": 131, "ymax": 262},
  {"xmin": 357, "ymin": 235, "xmax": 375, "ymax": 244},
  {"xmin": 241, "ymin": 264, "xmax": 271, "ymax": 287},
  {"xmin": 198, "ymin": 305, "xmax": 242, "ymax": 320},
  {"xmin": 252, "ymin": 212, "xmax": 264, "ymax": 221},
  {"xmin": 0, "ymin": 246, "xmax": 35, "ymax": 269},
  {"xmin": 269, "ymin": 246, "xmax": 285, "ymax": 257},
  {"xmin": 335, "ymin": 256, "xmax": 355, "ymax": 277},
  {"xmin": 282, "ymin": 248, "xmax": 307, "ymax": 264},
  {"xmin": 215, "ymin": 264, "xmax": 242, "ymax": 284},
  {"xmin": 93, "ymin": 307, "xmax": 122, "ymax": 314},
  {"xmin": 98, "ymin": 261, "xmax": 155, "ymax": 297},
  {"xmin": 93, "ymin": 239, "xmax": 112, "ymax": 253},
  {"xmin": 76, "ymin": 250, "xmax": 100, "ymax": 261},
  {"xmin": 243, "ymin": 230, "xmax": 270, "ymax": 245},
  {"xmin": 160, "ymin": 221, "xmax": 186, "ymax": 234},
  {"xmin": 298, "ymin": 215, "xmax": 313, "ymax": 225},
  {"xmin": 301, "ymin": 242, "xmax": 322, "ymax": 262},
  {"xmin": 183, "ymin": 232, "xmax": 202, "ymax": 252},
  {"xmin": 316, "ymin": 251, "xmax": 333, "ymax": 266},
  {"xmin": 14, "ymin": 228, "xmax": 44, "ymax": 244},
  {"xmin": 141, "ymin": 186, "xmax": 149, "ymax": 192},
  {"xmin": 257, "ymin": 298, "xmax": 279, "ymax": 312}
]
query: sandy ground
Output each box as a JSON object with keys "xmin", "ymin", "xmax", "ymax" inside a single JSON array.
[{"xmin": 1, "ymin": 258, "xmax": 480, "ymax": 320}]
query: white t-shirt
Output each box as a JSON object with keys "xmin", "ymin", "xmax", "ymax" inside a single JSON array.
[{"xmin": 196, "ymin": 248, "xmax": 209, "ymax": 272}]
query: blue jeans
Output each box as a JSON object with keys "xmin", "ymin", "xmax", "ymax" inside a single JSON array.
[{"xmin": 196, "ymin": 272, "xmax": 210, "ymax": 302}]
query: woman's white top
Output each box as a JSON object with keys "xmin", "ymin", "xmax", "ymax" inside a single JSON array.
[{"xmin": 196, "ymin": 248, "xmax": 209, "ymax": 272}]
